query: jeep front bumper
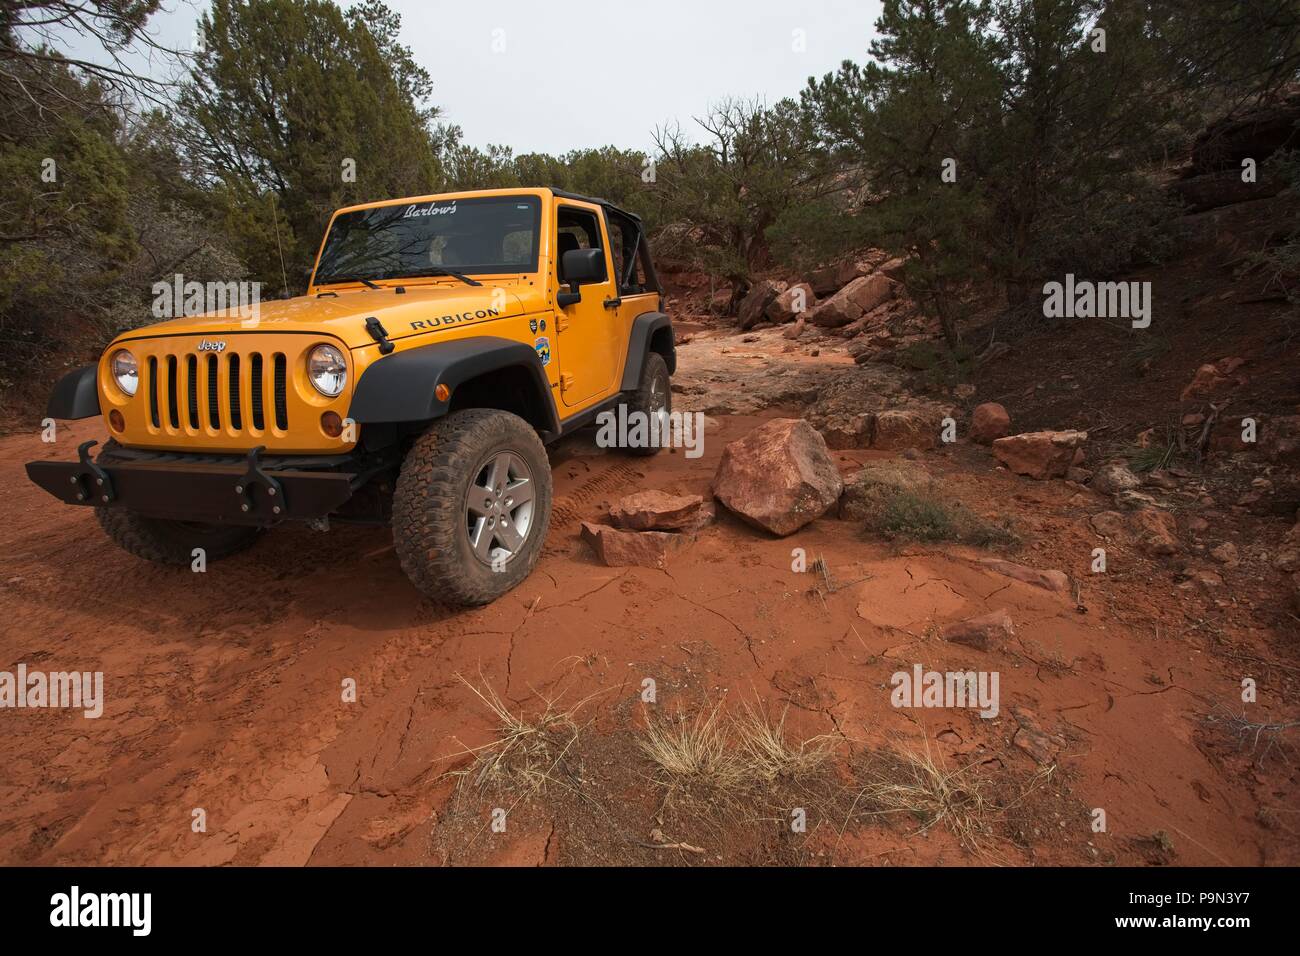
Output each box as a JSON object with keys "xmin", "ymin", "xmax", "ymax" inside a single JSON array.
[{"xmin": 26, "ymin": 441, "xmax": 356, "ymax": 526}]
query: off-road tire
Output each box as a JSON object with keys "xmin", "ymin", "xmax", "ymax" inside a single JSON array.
[
  {"xmin": 392, "ymin": 408, "xmax": 553, "ymax": 606},
  {"xmin": 626, "ymin": 351, "xmax": 671, "ymax": 457},
  {"xmin": 95, "ymin": 508, "xmax": 262, "ymax": 565}
]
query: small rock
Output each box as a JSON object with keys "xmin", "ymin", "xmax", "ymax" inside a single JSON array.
[
  {"xmin": 1209, "ymin": 542, "xmax": 1239, "ymax": 566},
  {"xmin": 942, "ymin": 609, "xmax": 1015, "ymax": 651},
  {"xmin": 1091, "ymin": 462, "xmax": 1142, "ymax": 495},
  {"xmin": 970, "ymin": 403, "xmax": 1011, "ymax": 445},
  {"xmin": 1132, "ymin": 508, "xmax": 1181, "ymax": 555},
  {"xmin": 991, "ymin": 430, "xmax": 1088, "ymax": 480},
  {"xmin": 1190, "ymin": 569, "xmax": 1224, "ymax": 590},
  {"xmin": 1089, "ymin": 511, "xmax": 1127, "ymax": 537},
  {"xmin": 979, "ymin": 558, "xmax": 1071, "ymax": 594},
  {"xmin": 1115, "ymin": 489, "xmax": 1160, "ymax": 511},
  {"xmin": 1180, "ymin": 356, "xmax": 1246, "ymax": 401},
  {"xmin": 1272, "ymin": 549, "xmax": 1300, "ymax": 573},
  {"xmin": 1011, "ymin": 706, "xmax": 1066, "ymax": 764},
  {"xmin": 580, "ymin": 523, "xmax": 690, "ymax": 569},
  {"xmin": 608, "ymin": 491, "xmax": 707, "ymax": 532}
]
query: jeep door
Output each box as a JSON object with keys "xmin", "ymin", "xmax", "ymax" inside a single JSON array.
[
  {"xmin": 552, "ymin": 202, "xmax": 620, "ymax": 408},
  {"xmin": 603, "ymin": 208, "xmax": 662, "ymax": 382}
]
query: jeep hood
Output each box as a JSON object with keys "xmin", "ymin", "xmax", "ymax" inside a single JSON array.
[{"xmin": 114, "ymin": 285, "xmax": 533, "ymax": 350}]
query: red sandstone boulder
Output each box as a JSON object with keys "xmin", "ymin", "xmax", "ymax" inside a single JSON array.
[
  {"xmin": 970, "ymin": 403, "xmax": 1011, "ymax": 445},
  {"xmin": 712, "ymin": 418, "xmax": 843, "ymax": 536},
  {"xmin": 992, "ymin": 430, "xmax": 1088, "ymax": 479}
]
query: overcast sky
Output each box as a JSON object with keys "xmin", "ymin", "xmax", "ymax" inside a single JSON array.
[{"xmin": 59, "ymin": 0, "xmax": 883, "ymax": 154}]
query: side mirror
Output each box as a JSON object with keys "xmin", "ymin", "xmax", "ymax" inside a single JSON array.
[{"xmin": 557, "ymin": 248, "xmax": 605, "ymax": 307}]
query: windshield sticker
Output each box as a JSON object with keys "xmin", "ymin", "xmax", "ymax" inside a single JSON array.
[
  {"xmin": 402, "ymin": 201, "xmax": 457, "ymax": 218},
  {"xmin": 534, "ymin": 337, "xmax": 551, "ymax": 366}
]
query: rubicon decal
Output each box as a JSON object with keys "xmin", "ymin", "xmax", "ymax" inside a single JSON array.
[{"xmin": 409, "ymin": 307, "xmax": 501, "ymax": 331}]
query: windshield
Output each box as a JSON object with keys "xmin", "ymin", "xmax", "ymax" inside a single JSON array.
[{"xmin": 314, "ymin": 195, "xmax": 541, "ymax": 284}]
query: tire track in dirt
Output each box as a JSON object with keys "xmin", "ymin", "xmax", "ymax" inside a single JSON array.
[{"xmin": 549, "ymin": 458, "xmax": 644, "ymax": 529}]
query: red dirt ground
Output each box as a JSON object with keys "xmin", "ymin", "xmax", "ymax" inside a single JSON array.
[{"xmin": 3, "ymin": 331, "xmax": 1297, "ymax": 863}]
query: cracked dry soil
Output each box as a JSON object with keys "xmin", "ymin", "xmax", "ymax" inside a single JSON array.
[{"xmin": 2, "ymin": 327, "xmax": 1297, "ymax": 866}]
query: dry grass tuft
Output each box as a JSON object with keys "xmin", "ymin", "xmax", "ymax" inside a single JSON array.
[
  {"xmin": 849, "ymin": 741, "xmax": 996, "ymax": 852},
  {"xmin": 637, "ymin": 698, "xmax": 843, "ymax": 819},
  {"xmin": 639, "ymin": 700, "xmax": 745, "ymax": 791},
  {"xmin": 732, "ymin": 701, "xmax": 837, "ymax": 782},
  {"xmin": 446, "ymin": 672, "xmax": 587, "ymax": 797},
  {"xmin": 847, "ymin": 739, "xmax": 1059, "ymax": 856}
]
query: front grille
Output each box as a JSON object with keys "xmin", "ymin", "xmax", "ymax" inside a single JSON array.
[
  {"xmin": 228, "ymin": 353, "xmax": 242, "ymax": 430},
  {"xmin": 147, "ymin": 347, "xmax": 288, "ymax": 434},
  {"xmin": 207, "ymin": 355, "xmax": 220, "ymax": 429},
  {"xmin": 186, "ymin": 355, "xmax": 199, "ymax": 428},
  {"xmin": 250, "ymin": 353, "xmax": 264, "ymax": 431},
  {"xmin": 166, "ymin": 355, "xmax": 179, "ymax": 428},
  {"xmin": 148, "ymin": 356, "xmax": 159, "ymax": 427},
  {"xmin": 273, "ymin": 354, "xmax": 288, "ymax": 430}
]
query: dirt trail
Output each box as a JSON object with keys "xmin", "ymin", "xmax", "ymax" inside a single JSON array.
[{"xmin": 1, "ymin": 328, "xmax": 1296, "ymax": 866}]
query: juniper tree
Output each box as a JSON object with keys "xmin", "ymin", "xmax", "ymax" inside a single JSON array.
[{"xmin": 179, "ymin": 0, "xmax": 443, "ymax": 293}]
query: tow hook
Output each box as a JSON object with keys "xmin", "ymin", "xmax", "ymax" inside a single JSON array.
[
  {"xmin": 69, "ymin": 440, "xmax": 113, "ymax": 504},
  {"xmin": 234, "ymin": 445, "xmax": 286, "ymax": 517}
]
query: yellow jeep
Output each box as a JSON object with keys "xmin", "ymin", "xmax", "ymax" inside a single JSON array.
[{"xmin": 27, "ymin": 187, "xmax": 676, "ymax": 605}]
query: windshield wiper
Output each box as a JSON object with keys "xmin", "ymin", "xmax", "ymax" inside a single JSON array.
[
  {"xmin": 317, "ymin": 274, "xmax": 382, "ymax": 289},
  {"xmin": 391, "ymin": 266, "xmax": 482, "ymax": 287}
]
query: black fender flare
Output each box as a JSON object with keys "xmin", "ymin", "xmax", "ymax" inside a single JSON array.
[
  {"xmin": 347, "ymin": 336, "xmax": 560, "ymax": 435},
  {"xmin": 619, "ymin": 311, "xmax": 676, "ymax": 391},
  {"xmin": 47, "ymin": 366, "xmax": 101, "ymax": 419}
]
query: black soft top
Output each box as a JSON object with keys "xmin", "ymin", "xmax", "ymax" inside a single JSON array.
[{"xmin": 547, "ymin": 187, "xmax": 643, "ymax": 224}]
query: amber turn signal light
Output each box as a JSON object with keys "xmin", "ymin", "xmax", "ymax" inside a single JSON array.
[
  {"xmin": 108, "ymin": 409, "xmax": 125, "ymax": 432},
  {"xmin": 435, "ymin": 383, "xmax": 450, "ymax": 402},
  {"xmin": 320, "ymin": 411, "xmax": 343, "ymax": 438}
]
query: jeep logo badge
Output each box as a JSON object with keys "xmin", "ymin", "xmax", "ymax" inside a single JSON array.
[{"xmin": 196, "ymin": 339, "xmax": 227, "ymax": 353}]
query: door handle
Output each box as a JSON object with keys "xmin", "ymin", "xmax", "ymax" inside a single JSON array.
[{"xmin": 603, "ymin": 296, "xmax": 622, "ymax": 310}]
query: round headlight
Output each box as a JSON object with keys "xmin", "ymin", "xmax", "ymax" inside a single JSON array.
[
  {"xmin": 308, "ymin": 343, "xmax": 347, "ymax": 397},
  {"xmin": 111, "ymin": 349, "xmax": 138, "ymax": 396}
]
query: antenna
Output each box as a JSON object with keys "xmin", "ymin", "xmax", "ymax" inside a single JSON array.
[{"xmin": 269, "ymin": 193, "xmax": 290, "ymax": 297}]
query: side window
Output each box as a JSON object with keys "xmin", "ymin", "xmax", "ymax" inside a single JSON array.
[
  {"xmin": 607, "ymin": 223, "xmax": 624, "ymax": 284},
  {"xmin": 608, "ymin": 212, "xmax": 648, "ymax": 295},
  {"xmin": 555, "ymin": 206, "xmax": 606, "ymax": 284}
]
